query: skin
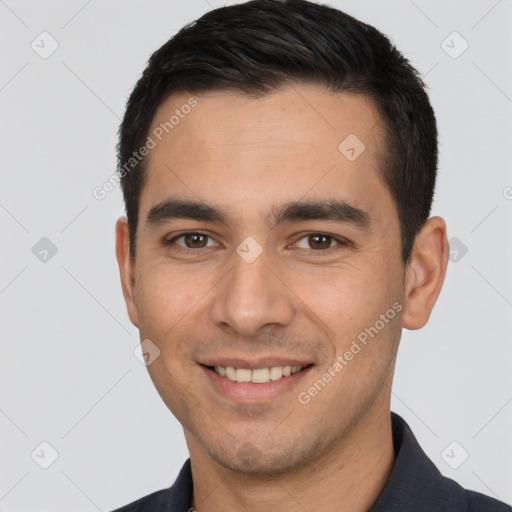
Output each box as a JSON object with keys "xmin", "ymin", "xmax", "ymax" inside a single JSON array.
[{"xmin": 116, "ymin": 84, "xmax": 449, "ymax": 512}]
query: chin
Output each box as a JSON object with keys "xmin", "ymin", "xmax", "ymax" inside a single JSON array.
[{"xmin": 203, "ymin": 430, "xmax": 326, "ymax": 476}]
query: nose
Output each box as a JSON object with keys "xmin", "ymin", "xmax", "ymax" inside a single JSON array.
[{"xmin": 210, "ymin": 242, "xmax": 296, "ymax": 337}]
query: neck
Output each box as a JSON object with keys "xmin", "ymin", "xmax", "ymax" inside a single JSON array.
[{"xmin": 186, "ymin": 403, "xmax": 395, "ymax": 512}]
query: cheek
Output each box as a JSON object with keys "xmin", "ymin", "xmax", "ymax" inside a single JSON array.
[
  {"xmin": 133, "ymin": 260, "xmax": 208, "ymax": 338},
  {"xmin": 293, "ymin": 264, "xmax": 403, "ymax": 372},
  {"xmin": 294, "ymin": 267, "xmax": 391, "ymax": 328}
]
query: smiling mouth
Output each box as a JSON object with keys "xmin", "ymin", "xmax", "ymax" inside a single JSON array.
[{"xmin": 204, "ymin": 364, "xmax": 314, "ymax": 384}]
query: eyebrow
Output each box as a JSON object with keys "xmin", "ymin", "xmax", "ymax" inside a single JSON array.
[{"xmin": 146, "ymin": 198, "xmax": 371, "ymax": 230}]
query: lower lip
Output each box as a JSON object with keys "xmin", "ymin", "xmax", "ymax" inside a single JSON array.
[{"xmin": 201, "ymin": 365, "xmax": 314, "ymax": 403}]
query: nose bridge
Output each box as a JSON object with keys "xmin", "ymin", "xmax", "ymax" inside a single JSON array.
[{"xmin": 210, "ymin": 238, "xmax": 295, "ymax": 336}]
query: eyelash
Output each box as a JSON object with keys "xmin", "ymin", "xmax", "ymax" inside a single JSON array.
[{"xmin": 165, "ymin": 231, "xmax": 350, "ymax": 256}]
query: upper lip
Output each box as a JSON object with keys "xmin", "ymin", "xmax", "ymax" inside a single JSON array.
[{"xmin": 200, "ymin": 357, "xmax": 314, "ymax": 370}]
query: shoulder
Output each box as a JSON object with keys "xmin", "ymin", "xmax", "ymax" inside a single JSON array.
[
  {"xmin": 385, "ymin": 413, "xmax": 511, "ymax": 512},
  {"xmin": 441, "ymin": 473, "xmax": 511, "ymax": 512},
  {"xmin": 110, "ymin": 458, "xmax": 193, "ymax": 512},
  {"xmin": 110, "ymin": 487, "xmax": 173, "ymax": 512},
  {"xmin": 465, "ymin": 488, "xmax": 512, "ymax": 512}
]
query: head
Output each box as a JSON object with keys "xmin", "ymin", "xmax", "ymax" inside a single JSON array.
[{"xmin": 116, "ymin": 0, "xmax": 448, "ymax": 475}]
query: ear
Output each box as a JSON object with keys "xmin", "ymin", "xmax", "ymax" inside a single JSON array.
[
  {"xmin": 402, "ymin": 216, "xmax": 449, "ymax": 330},
  {"xmin": 115, "ymin": 217, "xmax": 140, "ymax": 328}
]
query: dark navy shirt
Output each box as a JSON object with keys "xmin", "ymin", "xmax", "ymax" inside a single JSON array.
[{"xmin": 112, "ymin": 412, "xmax": 511, "ymax": 511}]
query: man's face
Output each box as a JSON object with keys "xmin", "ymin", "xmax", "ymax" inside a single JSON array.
[{"xmin": 121, "ymin": 84, "xmax": 407, "ymax": 474}]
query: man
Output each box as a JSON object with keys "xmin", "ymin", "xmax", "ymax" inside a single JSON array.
[{"xmin": 112, "ymin": 1, "xmax": 511, "ymax": 510}]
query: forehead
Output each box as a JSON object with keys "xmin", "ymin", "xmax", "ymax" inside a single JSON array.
[
  {"xmin": 141, "ymin": 84, "xmax": 395, "ymax": 226},
  {"xmin": 149, "ymin": 84, "xmax": 383, "ymax": 158}
]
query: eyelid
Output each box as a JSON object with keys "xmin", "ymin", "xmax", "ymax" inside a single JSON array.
[
  {"xmin": 166, "ymin": 231, "xmax": 221, "ymax": 249},
  {"xmin": 165, "ymin": 230, "xmax": 350, "ymax": 253},
  {"xmin": 291, "ymin": 233, "xmax": 350, "ymax": 251}
]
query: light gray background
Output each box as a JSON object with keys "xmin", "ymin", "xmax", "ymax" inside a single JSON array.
[{"xmin": 1, "ymin": 1, "xmax": 511, "ymax": 510}]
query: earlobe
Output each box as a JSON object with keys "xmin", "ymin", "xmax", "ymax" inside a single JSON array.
[
  {"xmin": 402, "ymin": 216, "xmax": 449, "ymax": 330},
  {"xmin": 115, "ymin": 217, "xmax": 140, "ymax": 328}
]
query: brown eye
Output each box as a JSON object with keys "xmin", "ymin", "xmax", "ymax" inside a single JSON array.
[
  {"xmin": 295, "ymin": 233, "xmax": 344, "ymax": 251},
  {"xmin": 308, "ymin": 234, "xmax": 333, "ymax": 250},
  {"xmin": 166, "ymin": 232, "xmax": 217, "ymax": 251},
  {"xmin": 182, "ymin": 233, "xmax": 208, "ymax": 248},
  {"xmin": 295, "ymin": 233, "xmax": 350, "ymax": 256}
]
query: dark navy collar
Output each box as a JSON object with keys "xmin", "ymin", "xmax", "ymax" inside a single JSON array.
[
  {"xmin": 112, "ymin": 412, "xmax": 511, "ymax": 511},
  {"xmin": 369, "ymin": 412, "xmax": 467, "ymax": 511}
]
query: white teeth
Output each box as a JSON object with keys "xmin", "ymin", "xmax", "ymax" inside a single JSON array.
[
  {"xmin": 226, "ymin": 366, "xmax": 236, "ymax": 380},
  {"xmin": 252, "ymin": 368, "xmax": 270, "ymax": 383},
  {"xmin": 213, "ymin": 364, "xmax": 305, "ymax": 383},
  {"xmin": 269, "ymin": 367, "xmax": 283, "ymax": 380},
  {"xmin": 235, "ymin": 368, "xmax": 252, "ymax": 382}
]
